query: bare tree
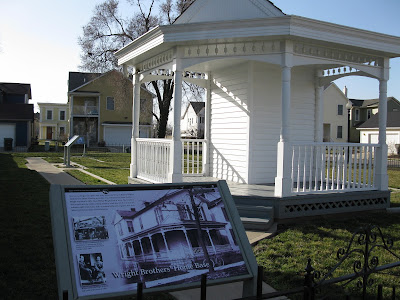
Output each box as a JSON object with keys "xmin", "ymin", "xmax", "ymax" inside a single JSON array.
[{"xmin": 78, "ymin": 0, "xmax": 195, "ymax": 138}]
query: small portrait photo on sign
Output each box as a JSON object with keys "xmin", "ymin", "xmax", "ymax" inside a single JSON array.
[
  {"xmin": 78, "ymin": 253, "xmax": 106, "ymax": 286},
  {"xmin": 73, "ymin": 216, "xmax": 109, "ymax": 241}
]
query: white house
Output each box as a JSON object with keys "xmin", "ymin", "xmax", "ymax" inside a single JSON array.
[
  {"xmin": 358, "ymin": 111, "xmax": 400, "ymax": 155},
  {"xmin": 112, "ymin": 188, "xmax": 244, "ymax": 287},
  {"xmin": 181, "ymin": 101, "xmax": 205, "ymax": 138},
  {"xmin": 322, "ymin": 83, "xmax": 349, "ymax": 143},
  {"xmin": 115, "ymin": 0, "xmax": 400, "ymax": 219}
]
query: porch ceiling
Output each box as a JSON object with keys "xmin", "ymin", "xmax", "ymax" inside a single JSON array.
[{"xmin": 116, "ymin": 15, "xmax": 400, "ymax": 68}]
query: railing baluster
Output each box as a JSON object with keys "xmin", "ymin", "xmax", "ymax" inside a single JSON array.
[
  {"xmin": 363, "ymin": 145, "xmax": 368, "ymax": 188},
  {"xmin": 309, "ymin": 145, "xmax": 314, "ymax": 192},
  {"xmin": 297, "ymin": 146, "xmax": 301, "ymax": 193},
  {"xmin": 358, "ymin": 146, "xmax": 362, "ymax": 188},
  {"xmin": 303, "ymin": 145, "xmax": 307, "ymax": 192}
]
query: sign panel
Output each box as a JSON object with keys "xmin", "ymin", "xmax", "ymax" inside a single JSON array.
[
  {"xmin": 65, "ymin": 135, "xmax": 80, "ymax": 147},
  {"xmin": 50, "ymin": 182, "xmax": 256, "ymax": 299}
]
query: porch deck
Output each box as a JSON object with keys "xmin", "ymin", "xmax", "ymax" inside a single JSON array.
[{"xmin": 179, "ymin": 177, "xmax": 391, "ymax": 221}]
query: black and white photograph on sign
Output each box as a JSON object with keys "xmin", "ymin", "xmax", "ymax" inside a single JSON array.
[
  {"xmin": 78, "ymin": 253, "xmax": 106, "ymax": 285},
  {"xmin": 64, "ymin": 184, "xmax": 250, "ymax": 297},
  {"xmin": 73, "ymin": 216, "xmax": 109, "ymax": 241},
  {"xmin": 111, "ymin": 187, "xmax": 247, "ymax": 288}
]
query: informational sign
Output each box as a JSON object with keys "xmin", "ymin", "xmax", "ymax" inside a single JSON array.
[{"xmin": 50, "ymin": 181, "xmax": 257, "ymax": 299}]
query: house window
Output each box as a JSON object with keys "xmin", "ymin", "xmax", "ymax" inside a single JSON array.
[
  {"xmin": 46, "ymin": 110, "xmax": 53, "ymax": 120},
  {"xmin": 177, "ymin": 204, "xmax": 191, "ymax": 220},
  {"xmin": 59, "ymin": 127, "xmax": 65, "ymax": 136},
  {"xmin": 355, "ymin": 109, "xmax": 360, "ymax": 121},
  {"xmin": 59, "ymin": 110, "xmax": 65, "ymax": 121},
  {"xmin": 126, "ymin": 221, "xmax": 134, "ymax": 233},
  {"xmin": 199, "ymin": 116, "xmax": 204, "ymax": 123},
  {"xmin": 139, "ymin": 217, "xmax": 143, "ymax": 230},
  {"xmin": 106, "ymin": 97, "xmax": 115, "ymax": 110},
  {"xmin": 337, "ymin": 105, "xmax": 343, "ymax": 115},
  {"xmin": 337, "ymin": 126, "xmax": 343, "ymax": 139},
  {"xmin": 117, "ymin": 223, "xmax": 123, "ymax": 236},
  {"xmin": 367, "ymin": 109, "xmax": 372, "ymax": 119},
  {"xmin": 155, "ymin": 207, "xmax": 164, "ymax": 224}
]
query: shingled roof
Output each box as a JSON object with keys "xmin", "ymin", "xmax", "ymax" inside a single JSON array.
[
  {"xmin": 0, "ymin": 83, "xmax": 31, "ymax": 99},
  {"xmin": 357, "ymin": 111, "xmax": 400, "ymax": 129},
  {"xmin": 68, "ymin": 72, "xmax": 102, "ymax": 92}
]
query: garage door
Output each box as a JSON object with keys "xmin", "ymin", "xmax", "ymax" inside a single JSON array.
[
  {"xmin": 104, "ymin": 126, "xmax": 131, "ymax": 145},
  {"xmin": 0, "ymin": 123, "xmax": 16, "ymax": 147}
]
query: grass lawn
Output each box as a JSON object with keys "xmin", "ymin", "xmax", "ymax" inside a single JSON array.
[{"xmin": 2, "ymin": 152, "xmax": 400, "ymax": 299}]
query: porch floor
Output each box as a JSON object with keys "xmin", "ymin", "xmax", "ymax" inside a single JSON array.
[{"xmin": 182, "ymin": 176, "xmax": 275, "ymax": 198}]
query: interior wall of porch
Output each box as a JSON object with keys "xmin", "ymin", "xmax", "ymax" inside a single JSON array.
[
  {"xmin": 250, "ymin": 64, "xmax": 316, "ymax": 184},
  {"xmin": 210, "ymin": 62, "xmax": 250, "ymax": 184}
]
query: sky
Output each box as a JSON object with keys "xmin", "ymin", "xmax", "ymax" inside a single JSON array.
[{"xmin": 0, "ymin": 0, "xmax": 399, "ymax": 113}]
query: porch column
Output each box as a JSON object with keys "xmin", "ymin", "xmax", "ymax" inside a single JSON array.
[
  {"xmin": 206, "ymin": 229, "xmax": 217, "ymax": 255},
  {"xmin": 130, "ymin": 70, "xmax": 141, "ymax": 178},
  {"xmin": 69, "ymin": 95, "xmax": 74, "ymax": 139},
  {"xmin": 168, "ymin": 58, "xmax": 183, "ymax": 182},
  {"xmin": 203, "ymin": 72, "xmax": 212, "ymax": 175},
  {"xmin": 183, "ymin": 228, "xmax": 194, "ymax": 256},
  {"xmin": 161, "ymin": 230, "xmax": 171, "ymax": 259},
  {"xmin": 275, "ymin": 46, "xmax": 293, "ymax": 197},
  {"xmin": 375, "ymin": 75, "xmax": 389, "ymax": 190},
  {"xmin": 139, "ymin": 238, "xmax": 145, "ymax": 260},
  {"xmin": 314, "ymin": 72, "xmax": 324, "ymax": 142},
  {"xmin": 148, "ymin": 235, "xmax": 157, "ymax": 260}
]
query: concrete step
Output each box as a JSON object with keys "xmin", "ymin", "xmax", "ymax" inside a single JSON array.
[{"xmin": 237, "ymin": 205, "xmax": 274, "ymax": 231}]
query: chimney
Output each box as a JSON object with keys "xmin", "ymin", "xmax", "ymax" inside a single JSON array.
[{"xmin": 343, "ymin": 86, "xmax": 348, "ymax": 97}]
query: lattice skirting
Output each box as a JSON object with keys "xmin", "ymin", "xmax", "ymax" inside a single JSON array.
[{"xmin": 277, "ymin": 190, "xmax": 390, "ymax": 219}]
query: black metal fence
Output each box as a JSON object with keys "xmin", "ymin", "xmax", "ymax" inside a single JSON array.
[{"xmin": 127, "ymin": 225, "xmax": 400, "ymax": 300}]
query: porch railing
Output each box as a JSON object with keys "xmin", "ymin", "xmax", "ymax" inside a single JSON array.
[
  {"xmin": 136, "ymin": 138, "xmax": 171, "ymax": 183},
  {"xmin": 181, "ymin": 139, "xmax": 204, "ymax": 176},
  {"xmin": 291, "ymin": 143, "xmax": 379, "ymax": 194},
  {"xmin": 73, "ymin": 105, "xmax": 99, "ymax": 115}
]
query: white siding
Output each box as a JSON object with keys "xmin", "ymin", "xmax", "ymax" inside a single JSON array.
[
  {"xmin": 249, "ymin": 64, "xmax": 315, "ymax": 184},
  {"xmin": 210, "ymin": 63, "xmax": 250, "ymax": 183}
]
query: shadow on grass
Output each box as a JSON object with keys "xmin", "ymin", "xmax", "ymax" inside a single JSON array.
[{"xmin": 0, "ymin": 153, "xmax": 57, "ymax": 298}]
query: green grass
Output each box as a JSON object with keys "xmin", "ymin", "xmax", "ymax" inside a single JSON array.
[
  {"xmin": 0, "ymin": 153, "xmax": 175, "ymax": 299},
  {"xmin": 388, "ymin": 168, "xmax": 400, "ymax": 189}
]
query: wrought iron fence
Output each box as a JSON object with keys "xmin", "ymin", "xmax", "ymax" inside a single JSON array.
[{"xmin": 128, "ymin": 225, "xmax": 400, "ymax": 300}]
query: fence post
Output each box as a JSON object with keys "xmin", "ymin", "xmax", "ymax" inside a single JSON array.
[
  {"xmin": 377, "ymin": 284, "xmax": 383, "ymax": 300},
  {"xmin": 257, "ymin": 265, "xmax": 263, "ymax": 299},
  {"xmin": 201, "ymin": 273, "xmax": 207, "ymax": 300},
  {"xmin": 137, "ymin": 282, "xmax": 143, "ymax": 300},
  {"xmin": 303, "ymin": 258, "xmax": 314, "ymax": 300}
]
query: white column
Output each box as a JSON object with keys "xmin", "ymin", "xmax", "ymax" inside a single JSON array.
[
  {"xmin": 69, "ymin": 95, "xmax": 74, "ymax": 139},
  {"xmin": 130, "ymin": 71, "xmax": 141, "ymax": 178},
  {"xmin": 206, "ymin": 229, "xmax": 217, "ymax": 255},
  {"xmin": 275, "ymin": 46, "xmax": 293, "ymax": 197},
  {"xmin": 314, "ymin": 72, "xmax": 324, "ymax": 142},
  {"xmin": 168, "ymin": 58, "xmax": 183, "ymax": 182},
  {"xmin": 183, "ymin": 228, "xmax": 194, "ymax": 256},
  {"xmin": 148, "ymin": 235, "xmax": 157, "ymax": 260},
  {"xmin": 375, "ymin": 77, "xmax": 389, "ymax": 190},
  {"xmin": 203, "ymin": 72, "xmax": 212, "ymax": 176},
  {"xmin": 161, "ymin": 231, "xmax": 171, "ymax": 259},
  {"xmin": 139, "ymin": 238, "xmax": 145, "ymax": 260}
]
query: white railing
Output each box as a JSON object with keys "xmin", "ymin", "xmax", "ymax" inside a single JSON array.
[
  {"xmin": 182, "ymin": 139, "xmax": 204, "ymax": 175},
  {"xmin": 291, "ymin": 143, "xmax": 379, "ymax": 194},
  {"xmin": 137, "ymin": 138, "xmax": 171, "ymax": 183}
]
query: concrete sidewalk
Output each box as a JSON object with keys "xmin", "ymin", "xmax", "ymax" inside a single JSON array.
[{"xmin": 25, "ymin": 157, "xmax": 283, "ymax": 300}]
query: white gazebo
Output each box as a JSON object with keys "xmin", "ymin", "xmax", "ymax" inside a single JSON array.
[{"xmin": 115, "ymin": 0, "xmax": 400, "ymax": 218}]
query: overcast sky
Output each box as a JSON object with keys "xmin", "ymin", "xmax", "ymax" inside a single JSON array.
[{"xmin": 0, "ymin": 0, "xmax": 399, "ymax": 112}]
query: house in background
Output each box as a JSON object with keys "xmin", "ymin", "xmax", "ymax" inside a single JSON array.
[
  {"xmin": 348, "ymin": 96, "xmax": 400, "ymax": 142},
  {"xmin": 358, "ymin": 111, "xmax": 400, "ymax": 155},
  {"xmin": 0, "ymin": 83, "xmax": 34, "ymax": 150},
  {"xmin": 181, "ymin": 101, "xmax": 205, "ymax": 138},
  {"xmin": 37, "ymin": 102, "xmax": 69, "ymax": 142},
  {"xmin": 322, "ymin": 83, "xmax": 349, "ymax": 143},
  {"xmin": 68, "ymin": 70, "xmax": 154, "ymax": 147}
]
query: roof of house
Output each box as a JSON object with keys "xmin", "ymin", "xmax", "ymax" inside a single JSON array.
[
  {"xmin": 0, "ymin": 103, "xmax": 34, "ymax": 120},
  {"xmin": 190, "ymin": 101, "xmax": 205, "ymax": 114},
  {"xmin": 0, "ymin": 83, "xmax": 32, "ymax": 99},
  {"xmin": 68, "ymin": 72, "xmax": 102, "ymax": 92},
  {"xmin": 357, "ymin": 111, "xmax": 400, "ymax": 129},
  {"xmin": 349, "ymin": 97, "xmax": 399, "ymax": 108}
]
